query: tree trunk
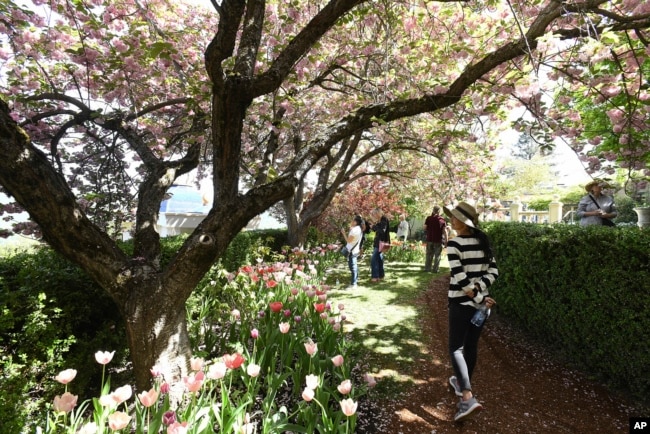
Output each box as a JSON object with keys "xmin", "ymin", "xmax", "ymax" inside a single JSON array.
[{"xmin": 120, "ymin": 279, "xmax": 192, "ymax": 391}]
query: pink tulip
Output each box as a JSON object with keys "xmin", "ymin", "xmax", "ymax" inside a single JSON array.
[
  {"xmin": 279, "ymin": 322, "xmax": 290, "ymax": 334},
  {"xmin": 332, "ymin": 322, "xmax": 341, "ymax": 332},
  {"xmin": 95, "ymin": 351, "xmax": 115, "ymax": 365},
  {"xmin": 331, "ymin": 355, "xmax": 344, "ymax": 367},
  {"xmin": 160, "ymin": 382, "xmax": 170, "ymax": 394},
  {"xmin": 250, "ymin": 328, "xmax": 259, "ymax": 339},
  {"xmin": 304, "ymin": 340, "xmax": 318, "ymax": 356},
  {"xmin": 313, "ymin": 303, "xmax": 325, "ymax": 313},
  {"xmin": 108, "ymin": 411, "xmax": 131, "ymax": 430},
  {"xmin": 269, "ymin": 301, "xmax": 283, "ymax": 312},
  {"xmin": 138, "ymin": 388, "xmax": 159, "ymax": 407},
  {"xmin": 302, "ymin": 387, "xmax": 314, "ymax": 402},
  {"xmin": 223, "ymin": 353, "xmax": 245, "ymax": 369},
  {"xmin": 99, "ymin": 394, "xmax": 115, "ymax": 408},
  {"xmin": 337, "ymin": 379, "xmax": 352, "ymax": 395},
  {"xmin": 338, "ymin": 303, "xmax": 345, "ymax": 311},
  {"xmin": 162, "ymin": 410, "xmax": 176, "ymax": 426},
  {"xmin": 231, "ymin": 308, "xmax": 241, "ymax": 320},
  {"xmin": 364, "ymin": 373, "xmax": 377, "ymax": 388},
  {"xmin": 55, "ymin": 369, "xmax": 77, "ymax": 385},
  {"xmin": 246, "ymin": 363, "xmax": 261, "ymax": 377},
  {"xmin": 77, "ymin": 422, "xmax": 98, "ymax": 434},
  {"xmin": 305, "ymin": 374, "xmax": 319, "ymax": 390},
  {"xmin": 207, "ymin": 361, "xmax": 227, "ymax": 380},
  {"xmin": 150, "ymin": 365, "xmax": 163, "ymax": 377},
  {"xmin": 53, "ymin": 392, "xmax": 78, "ymax": 413},
  {"xmin": 111, "ymin": 385, "xmax": 132, "ymax": 405},
  {"xmin": 167, "ymin": 421, "xmax": 189, "ymax": 434},
  {"xmin": 190, "ymin": 356, "xmax": 204, "ymax": 372},
  {"xmin": 183, "ymin": 371, "xmax": 205, "ymax": 393},
  {"xmin": 340, "ymin": 398, "xmax": 358, "ymax": 417}
]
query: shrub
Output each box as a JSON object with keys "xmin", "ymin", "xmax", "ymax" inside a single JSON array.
[{"xmin": 487, "ymin": 222, "xmax": 650, "ymax": 401}]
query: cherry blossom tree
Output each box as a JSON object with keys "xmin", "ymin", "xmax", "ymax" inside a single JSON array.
[{"xmin": 1, "ymin": 0, "xmax": 649, "ymax": 390}]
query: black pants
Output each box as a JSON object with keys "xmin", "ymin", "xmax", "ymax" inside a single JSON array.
[{"xmin": 448, "ymin": 303, "xmax": 483, "ymax": 393}]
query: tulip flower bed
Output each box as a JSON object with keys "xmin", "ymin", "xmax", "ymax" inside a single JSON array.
[{"xmin": 44, "ymin": 246, "xmax": 377, "ymax": 433}]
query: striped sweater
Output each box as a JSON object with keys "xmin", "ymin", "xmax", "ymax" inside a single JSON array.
[{"xmin": 447, "ymin": 235, "xmax": 499, "ymax": 307}]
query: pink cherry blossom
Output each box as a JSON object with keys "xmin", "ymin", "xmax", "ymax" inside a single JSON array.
[
  {"xmin": 94, "ymin": 350, "xmax": 115, "ymax": 365},
  {"xmin": 55, "ymin": 369, "xmax": 77, "ymax": 384}
]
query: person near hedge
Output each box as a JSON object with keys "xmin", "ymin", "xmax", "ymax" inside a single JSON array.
[
  {"xmin": 577, "ymin": 180, "xmax": 617, "ymax": 226},
  {"xmin": 443, "ymin": 202, "xmax": 498, "ymax": 422},
  {"xmin": 423, "ymin": 205, "xmax": 448, "ymax": 273},
  {"xmin": 340, "ymin": 215, "xmax": 363, "ymax": 288},
  {"xmin": 369, "ymin": 208, "xmax": 390, "ymax": 283}
]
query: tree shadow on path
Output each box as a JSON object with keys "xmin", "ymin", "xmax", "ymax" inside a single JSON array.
[{"xmin": 368, "ymin": 275, "xmax": 648, "ymax": 434}]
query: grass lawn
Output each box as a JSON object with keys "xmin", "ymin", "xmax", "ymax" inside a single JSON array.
[{"xmin": 326, "ymin": 254, "xmax": 449, "ymax": 397}]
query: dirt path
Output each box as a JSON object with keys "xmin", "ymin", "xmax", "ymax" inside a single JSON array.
[{"xmin": 367, "ymin": 276, "xmax": 646, "ymax": 434}]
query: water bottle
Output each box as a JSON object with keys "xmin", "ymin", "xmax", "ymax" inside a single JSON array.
[
  {"xmin": 336, "ymin": 279, "xmax": 340, "ymax": 286},
  {"xmin": 471, "ymin": 305, "xmax": 490, "ymax": 327}
]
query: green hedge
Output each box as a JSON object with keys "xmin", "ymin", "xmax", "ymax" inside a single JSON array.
[{"xmin": 486, "ymin": 222, "xmax": 650, "ymax": 401}]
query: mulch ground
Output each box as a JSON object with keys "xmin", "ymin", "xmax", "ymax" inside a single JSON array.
[{"xmin": 356, "ymin": 275, "xmax": 648, "ymax": 434}]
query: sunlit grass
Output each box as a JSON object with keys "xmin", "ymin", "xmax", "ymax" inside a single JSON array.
[{"xmin": 327, "ymin": 255, "xmax": 450, "ymax": 397}]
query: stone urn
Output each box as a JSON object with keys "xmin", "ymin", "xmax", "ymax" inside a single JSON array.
[{"xmin": 633, "ymin": 207, "xmax": 650, "ymax": 229}]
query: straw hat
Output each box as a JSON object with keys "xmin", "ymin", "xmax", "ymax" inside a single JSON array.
[
  {"xmin": 584, "ymin": 179, "xmax": 610, "ymax": 192},
  {"xmin": 443, "ymin": 202, "xmax": 479, "ymax": 228}
]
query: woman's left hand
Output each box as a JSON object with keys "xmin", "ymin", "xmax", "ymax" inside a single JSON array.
[{"xmin": 485, "ymin": 297, "xmax": 496, "ymax": 308}]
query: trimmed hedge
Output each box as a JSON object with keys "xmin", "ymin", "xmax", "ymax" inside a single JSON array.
[{"xmin": 486, "ymin": 222, "xmax": 650, "ymax": 401}]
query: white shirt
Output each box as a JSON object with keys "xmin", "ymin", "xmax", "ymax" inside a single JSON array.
[
  {"xmin": 346, "ymin": 226, "xmax": 363, "ymax": 254},
  {"xmin": 396, "ymin": 220, "xmax": 409, "ymax": 239}
]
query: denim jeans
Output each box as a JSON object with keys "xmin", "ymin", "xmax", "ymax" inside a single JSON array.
[
  {"xmin": 348, "ymin": 252, "xmax": 358, "ymax": 285},
  {"xmin": 370, "ymin": 247, "xmax": 384, "ymax": 279}
]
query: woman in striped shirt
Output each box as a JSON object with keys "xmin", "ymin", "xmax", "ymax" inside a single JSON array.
[{"xmin": 443, "ymin": 202, "xmax": 499, "ymax": 422}]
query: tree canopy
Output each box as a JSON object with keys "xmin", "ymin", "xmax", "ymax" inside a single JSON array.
[{"xmin": 1, "ymin": 0, "xmax": 649, "ymax": 388}]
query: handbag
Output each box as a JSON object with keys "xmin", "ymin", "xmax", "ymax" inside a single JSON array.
[
  {"xmin": 340, "ymin": 238, "xmax": 360, "ymax": 258},
  {"xmin": 588, "ymin": 194, "xmax": 616, "ymax": 227},
  {"xmin": 379, "ymin": 241, "xmax": 391, "ymax": 253}
]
